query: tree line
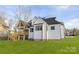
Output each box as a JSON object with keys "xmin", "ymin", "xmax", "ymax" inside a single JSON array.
[{"xmin": 65, "ymin": 28, "xmax": 79, "ymax": 36}]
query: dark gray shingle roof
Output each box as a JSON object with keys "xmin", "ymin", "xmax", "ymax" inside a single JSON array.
[{"xmin": 42, "ymin": 17, "xmax": 64, "ymax": 25}]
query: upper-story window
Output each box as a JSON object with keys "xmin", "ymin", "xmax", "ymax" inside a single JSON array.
[
  {"xmin": 51, "ymin": 26, "xmax": 55, "ymax": 30},
  {"xmin": 35, "ymin": 25, "xmax": 42, "ymax": 31}
]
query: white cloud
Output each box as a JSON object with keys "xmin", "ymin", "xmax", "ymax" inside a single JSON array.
[
  {"xmin": 58, "ymin": 5, "xmax": 70, "ymax": 9},
  {"xmin": 55, "ymin": 5, "xmax": 70, "ymax": 10},
  {"xmin": 64, "ymin": 18, "xmax": 79, "ymax": 29}
]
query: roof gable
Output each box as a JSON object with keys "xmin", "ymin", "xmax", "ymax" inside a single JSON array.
[{"xmin": 33, "ymin": 17, "xmax": 45, "ymax": 24}]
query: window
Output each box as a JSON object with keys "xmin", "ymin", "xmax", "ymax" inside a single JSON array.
[
  {"xmin": 35, "ymin": 25, "xmax": 42, "ymax": 31},
  {"xmin": 51, "ymin": 26, "xmax": 55, "ymax": 30},
  {"xmin": 20, "ymin": 22, "xmax": 24, "ymax": 26},
  {"xmin": 30, "ymin": 28, "xmax": 34, "ymax": 32}
]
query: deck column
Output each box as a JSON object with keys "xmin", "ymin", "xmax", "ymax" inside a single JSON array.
[{"xmin": 23, "ymin": 35, "xmax": 25, "ymax": 40}]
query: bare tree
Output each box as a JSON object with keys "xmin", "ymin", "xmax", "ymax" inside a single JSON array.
[
  {"xmin": 14, "ymin": 5, "xmax": 32, "ymax": 22},
  {"xmin": 0, "ymin": 11, "xmax": 6, "ymax": 25}
]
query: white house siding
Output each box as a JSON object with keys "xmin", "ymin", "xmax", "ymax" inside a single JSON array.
[
  {"xmin": 28, "ymin": 27, "xmax": 33, "ymax": 39},
  {"xmin": 29, "ymin": 23, "xmax": 47, "ymax": 40},
  {"xmin": 33, "ymin": 18, "xmax": 46, "ymax": 40},
  {"xmin": 28, "ymin": 17, "xmax": 65, "ymax": 40},
  {"xmin": 34, "ymin": 24, "xmax": 43, "ymax": 40},
  {"xmin": 47, "ymin": 24, "xmax": 62, "ymax": 39},
  {"xmin": 28, "ymin": 32, "xmax": 34, "ymax": 39},
  {"xmin": 42, "ymin": 23, "xmax": 47, "ymax": 40},
  {"xmin": 34, "ymin": 31, "xmax": 42, "ymax": 39},
  {"xmin": 60, "ymin": 25, "xmax": 64, "ymax": 39}
]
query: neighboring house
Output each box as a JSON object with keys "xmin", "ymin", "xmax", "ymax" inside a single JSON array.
[
  {"xmin": 0, "ymin": 25, "xmax": 9, "ymax": 38},
  {"xmin": 15, "ymin": 20, "xmax": 29, "ymax": 40},
  {"xmin": 0, "ymin": 19, "xmax": 9, "ymax": 38},
  {"xmin": 28, "ymin": 17, "xmax": 65, "ymax": 40},
  {"xmin": 65, "ymin": 29, "xmax": 73, "ymax": 36},
  {"xmin": 65, "ymin": 29, "xmax": 78, "ymax": 36}
]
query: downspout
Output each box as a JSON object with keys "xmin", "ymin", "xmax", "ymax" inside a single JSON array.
[
  {"xmin": 43, "ymin": 23, "xmax": 47, "ymax": 40},
  {"xmin": 42, "ymin": 24, "xmax": 43, "ymax": 40},
  {"xmin": 59, "ymin": 24, "xmax": 61, "ymax": 39},
  {"xmin": 46, "ymin": 24, "xmax": 48, "ymax": 41},
  {"xmin": 32, "ymin": 26, "xmax": 34, "ymax": 40}
]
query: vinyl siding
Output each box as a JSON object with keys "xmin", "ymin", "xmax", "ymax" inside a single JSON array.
[{"xmin": 47, "ymin": 24, "xmax": 62, "ymax": 39}]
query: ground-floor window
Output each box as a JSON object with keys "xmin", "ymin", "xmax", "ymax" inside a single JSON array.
[
  {"xmin": 51, "ymin": 26, "xmax": 55, "ymax": 30},
  {"xmin": 35, "ymin": 25, "xmax": 42, "ymax": 31}
]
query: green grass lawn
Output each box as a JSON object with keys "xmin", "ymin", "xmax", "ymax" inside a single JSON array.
[{"xmin": 0, "ymin": 36, "xmax": 79, "ymax": 54}]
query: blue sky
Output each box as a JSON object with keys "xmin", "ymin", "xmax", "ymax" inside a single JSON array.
[{"xmin": 0, "ymin": 5, "xmax": 79, "ymax": 29}]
